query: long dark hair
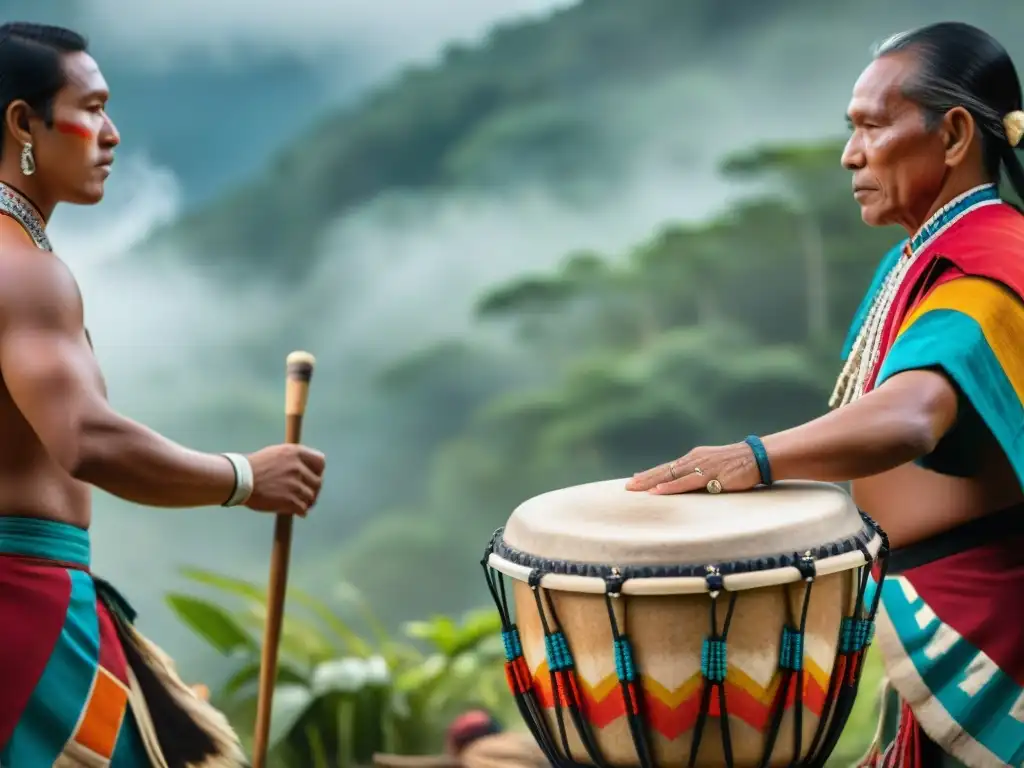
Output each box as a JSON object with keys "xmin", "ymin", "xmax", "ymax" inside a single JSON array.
[
  {"xmin": 0, "ymin": 23, "xmax": 88, "ymax": 159},
  {"xmin": 874, "ymin": 22, "xmax": 1024, "ymax": 203}
]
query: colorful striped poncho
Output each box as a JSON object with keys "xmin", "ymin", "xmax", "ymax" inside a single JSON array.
[{"xmin": 849, "ymin": 200, "xmax": 1024, "ymax": 768}]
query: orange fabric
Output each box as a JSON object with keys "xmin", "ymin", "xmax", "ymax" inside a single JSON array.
[{"xmin": 72, "ymin": 667, "xmax": 128, "ymax": 758}]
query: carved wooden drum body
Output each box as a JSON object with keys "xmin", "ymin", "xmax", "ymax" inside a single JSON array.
[{"xmin": 482, "ymin": 479, "xmax": 888, "ymax": 768}]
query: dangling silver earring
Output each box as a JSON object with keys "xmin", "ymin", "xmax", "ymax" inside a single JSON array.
[{"xmin": 20, "ymin": 142, "xmax": 35, "ymax": 176}]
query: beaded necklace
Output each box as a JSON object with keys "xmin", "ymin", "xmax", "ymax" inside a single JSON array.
[
  {"xmin": 829, "ymin": 184, "xmax": 1001, "ymax": 408},
  {"xmin": 0, "ymin": 182, "xmax": 51, "ymax": 251}
]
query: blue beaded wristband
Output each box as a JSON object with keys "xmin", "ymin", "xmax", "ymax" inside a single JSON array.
[{"xmin": 743, "ymin": 435, "xmax": 773, "ymax": 487}]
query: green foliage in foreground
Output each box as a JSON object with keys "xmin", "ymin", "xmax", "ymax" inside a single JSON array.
[{"xmin": 167, "ymin": 567, "xmax": 515, "ymax": 766}]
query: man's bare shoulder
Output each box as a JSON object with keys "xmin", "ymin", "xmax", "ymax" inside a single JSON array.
[{"xmin": 0, "ymin": 237, "xmax": 81, "ymax": 328}]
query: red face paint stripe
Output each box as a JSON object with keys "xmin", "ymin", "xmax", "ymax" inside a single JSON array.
[{"xmin": 55, "ymin": 121, "xmax": 93, "ymax": 139}]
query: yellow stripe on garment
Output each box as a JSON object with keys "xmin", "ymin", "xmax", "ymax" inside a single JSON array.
[{"xmin": 897, "ymin": 276, "xmax": 1024, "ymax": 403}]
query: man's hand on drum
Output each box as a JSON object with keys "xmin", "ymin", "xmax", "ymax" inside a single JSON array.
[{"xmin": 625, "ymin": 442, "xmax": 761, "ymax": 495}]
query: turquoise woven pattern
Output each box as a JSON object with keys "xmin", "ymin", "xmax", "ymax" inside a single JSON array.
[
  {"xmin": 701, "ymin": 637, "xmax": 728, "ymax": 683},
  {"xmin": 839, "ymin": 616, "xmax": 875, "ymax": 654},
  {"xmin": 502, "ymin": 628, "xmax": 523, "ymax": 662},
  {"xmin": 779, "ymin": 626, "xmax": 804, "ymax": 671},
  {"xmin": 544, "ymin": 630, "xmax": 574, "ymax": 672},
  {"xmin": 614, "ymin": 637, "xmax": 637, "ymax": 682}
]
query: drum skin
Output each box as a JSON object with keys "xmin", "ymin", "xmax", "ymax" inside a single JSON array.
[
  {"xmin": 513, "ymin": 571, "xmax": 856, "ymax": 766},
  {"xmin": 493, "ymin": 479, "xmax": 875, "ymax": 767}
]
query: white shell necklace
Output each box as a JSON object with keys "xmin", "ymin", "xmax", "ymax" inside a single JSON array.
[{"xmin": 829, "ymin": 184, "xmax": 1002, "ymax": 409}]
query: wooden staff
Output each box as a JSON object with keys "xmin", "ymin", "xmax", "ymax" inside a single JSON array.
[{"xmin": 251, "ymin": 350, "xmax": 316, "ymax": 768}]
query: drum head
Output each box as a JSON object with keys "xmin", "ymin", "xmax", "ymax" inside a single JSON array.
[{"xmin": 500, "ymin": 479, "xmax": 864, "ymax": 568}]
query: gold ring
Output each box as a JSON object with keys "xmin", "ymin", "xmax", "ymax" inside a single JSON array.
[
  {"xmin": 668, "ymin": 462, "xmax": 679, "ymax": 479},
  {"xmin": 706, "ymin": 479, "xmax": 723, "ymax": 494},
  {"xmin": 693, "ymin": 466, "xmax": 705, "ymax": 476}
]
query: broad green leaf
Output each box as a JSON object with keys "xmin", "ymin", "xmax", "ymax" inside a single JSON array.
[
  {"xmin": 404, "ymin": 615, "xmax": 459, "ymax": 655},
  {"xmin": 405, "ymin": 611, "xmax": 501, "ymax": 658},
  {"xmin": 189, "ymin": 567, "xmax": 378, "ymax": 658},
  {"xmin": 457, "ymin": 608, "xmax": 503, "ymax": 638},
  {"xmin": 179, "ymin": 566, "xmax": 267, "ymax": 603},
  {"xmin": 394, "ymin": 653, "xmax": 448, "ymax": 695},
  {"xmin": 402, "ymin": 620, "xmax": 434, "ymax": 641},
  {"xmin": 446, "ymin": 612, "xmax": 502, "ymax": 656},
  {"xmin": 236, "ymin": 609, "xmax": 336, "ymax": 667},
  {"xmin": 165, "ymin": 593, "xmax": 255, "ymax": 655}
]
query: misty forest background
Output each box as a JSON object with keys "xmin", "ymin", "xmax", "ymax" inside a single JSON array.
[{"xmin": 16, "ymin": 0, "xmax": 1024, "ymax": 764}]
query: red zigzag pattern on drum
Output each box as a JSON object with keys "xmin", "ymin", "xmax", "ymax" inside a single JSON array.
[{"xmin": 529, "ymin": 659, "xmax": 837, "ymax": 739}]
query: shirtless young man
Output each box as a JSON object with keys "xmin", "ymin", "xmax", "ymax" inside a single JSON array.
[
  {"xmin": 0, "ymin": 23, "xmax": 325, "ymax": 766},
  {"xmin": 629, "ymin": 22, "xmax": 1024, "ymax": 768}
]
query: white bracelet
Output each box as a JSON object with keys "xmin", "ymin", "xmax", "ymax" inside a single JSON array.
[{"xmin": 221, "ymin": 453, "xmax": 254, "ymax": 507}]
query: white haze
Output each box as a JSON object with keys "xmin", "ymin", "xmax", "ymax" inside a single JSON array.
[
  {"xmin": 58, "ymin": 151, "xmax": 768, "ymax": 685},
  {"xmin": 79, "ymin": 0, "xmax": 576, "ymax": 74},
  {"xmin": 48, "ymin": 2, "xmax": 1024, "ymax": 685}
]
